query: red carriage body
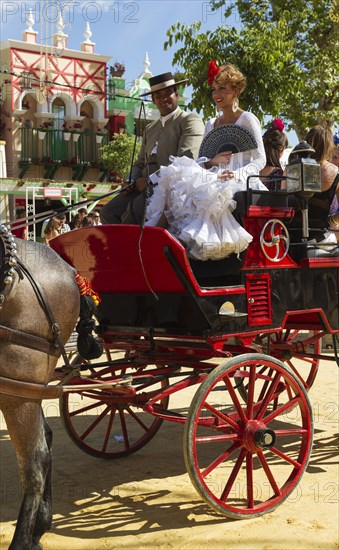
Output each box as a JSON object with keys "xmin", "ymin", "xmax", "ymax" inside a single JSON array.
[{"xmin": 51, "ymin": 188, "xmax": 339, "ymax": 519}]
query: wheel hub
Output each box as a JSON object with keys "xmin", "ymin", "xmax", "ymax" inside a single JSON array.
[
  {"xmin": 253, "ymin": 428, "xmax": 276, "ymax": 449},
  {"xmin": 242, "ymin": 420, "xmax": 276, "ymax": 452}
]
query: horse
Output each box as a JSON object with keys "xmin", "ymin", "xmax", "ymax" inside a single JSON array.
[{"xmin": 0, "ymin": 231, "xmax": 80, "ymax": 550}]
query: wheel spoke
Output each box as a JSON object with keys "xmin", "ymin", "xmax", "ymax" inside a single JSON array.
[
  {"xmin": 204, "ymin": 401, "xmax": 240, "ymax": 431},
  {"xmin": 263, "ymin": 396, "xmax": 300, "ymax": 424},
  {"xmin": 196, "ymin": 434, "xmax": 238, "ymax": 443},
  {"xmin": 125, "ymin": 406, "xmax": 152, "ymax": 432},
  {"xmin": 257, "ymin": 450, "xmax": 281, "ymax": 496},
  {"xmin": 223, "ymin": 375, "xmax": 247, "ymax": 423},
  {"xmin": 255, "ymin": 372, "xmax": 282, "ymax": 420},
  {"xmin": 246, "ymin": 452, "xmax": 254, "ymax": 508},
  {"xmin": 202, "ymin": 442, "xmax": 241, "ymax": 478},
  {"xmin": 274, "ymin": 428, "xmax": 309, "ymax": 436},
  {"xmin": 118, "ymin": 409, "xmax": 130, "ymax": 450},
  {"xmin": 246, "ymin": 364, "xmax": 256, "ymax": 419},
  {"xmin": 80, "ymin": 405, "xmax": 110, "ymax": 440},
  {"xmin": 102, "ymin": 408, "xmax": 115, "ymax": 452},
  {"xmin": 220, "ymin": 448, "xmax": 246, "ymax": 502},
  {"xmin": 257, "ymin": 368, "xmax": 274, "ymax": 402},
  {"xmin": 68, "ymin": 398, "xmax": 103, "ymax": 417},
  {"xmin": 269, "ymin": 446, "xmax": 302, "ymax": 468}
]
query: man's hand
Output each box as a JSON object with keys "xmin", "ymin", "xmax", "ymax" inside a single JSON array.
[
  {"xmin": 134, "ymin": 176, "xmax": 149, "ymax": 192},
  {"xmin": 121, "ymin": 179, "xmax": 135, "ymax": 193}
]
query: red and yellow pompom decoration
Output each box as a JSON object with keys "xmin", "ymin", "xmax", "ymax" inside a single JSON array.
[
  {"xmin": 75, "ymin": 273, "xmax": 101, "ymax": 306},
  {"xmin": 207, "ymin": 60, "xmax": 220, "ymax": 84}
]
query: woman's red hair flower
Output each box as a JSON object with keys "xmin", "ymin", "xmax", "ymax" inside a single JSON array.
[
  {"xmin": 207, "ymin": 60, "xmax": 220, "ymax": 84},
  {"xmin": 272, "ymin": 118, "xmax": 284, "ymax": 132}
]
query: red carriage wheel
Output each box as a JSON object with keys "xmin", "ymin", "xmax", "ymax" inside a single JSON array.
[
  {"xmin": 60, "ymin": 354, "xmax": 169, "ymax": 458},
  {"xmin": 184, "ymin": 353, "xmax": 313, "ymax": 518}
]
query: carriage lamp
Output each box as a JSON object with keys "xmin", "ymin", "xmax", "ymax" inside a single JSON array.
[
  {"xmin": 285, "ymin": 141, "xmax": 322, "ymax": 239},
  {"xmin": 286, "ymin": 142, "xmax": 321, "ymax": 196}
]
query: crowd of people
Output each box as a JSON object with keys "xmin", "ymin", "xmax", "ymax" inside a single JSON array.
[
  {"xmin": 11, "ymin": 62, "xmax": 339, "ymax": 254},
  {"xmin": 41, "ymin": 208, "xmax": 102, "ymax": 246}
]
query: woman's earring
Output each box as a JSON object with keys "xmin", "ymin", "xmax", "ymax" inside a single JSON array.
[{"xmin": 232, "ymin": 97, "xmax": 239, "ymax": 113}]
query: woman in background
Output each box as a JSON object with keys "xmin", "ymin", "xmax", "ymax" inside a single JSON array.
[
  {"xmin": 43, "ymin": 217, "xmax": 60, "ymax": 246},
  {"xmin": 303, "ymin": 125, "xmax": 339, "ymax": 248},
  {"xmin": 260, "ymin": 119, "xmax": 289, "ymax": 190},
  {"xmin": 328, "ymin": 130, "xmax": 339, "ymax": 240}
]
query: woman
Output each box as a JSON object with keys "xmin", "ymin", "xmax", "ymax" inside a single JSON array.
[
  {"xmin": 146, "ymin": 62, "xmax": 266, "ymax": 261},
  {"xmin": 43, "ymin": 217, "xmax": 60, "ymax": 246},
  {"xmin": 260, "ymin": 119, "xmax": 289, "ymax": 189},
  {"xmin": 203, "ymin": 62, "xmax": 266, "ymax": 185},
  {"xmin": 303, "ymin": 125, "xmax": 339, "ymax": 248}
]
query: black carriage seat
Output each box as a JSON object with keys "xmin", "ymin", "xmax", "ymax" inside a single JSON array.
[{"xmin": 282, "ymin": 194, "xmax": 339, "ymax": 261}]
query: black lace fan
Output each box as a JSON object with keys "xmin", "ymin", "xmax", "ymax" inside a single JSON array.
[{"xmin": 199, "ymin": 124, "xmax": 257, "ymax": 158}]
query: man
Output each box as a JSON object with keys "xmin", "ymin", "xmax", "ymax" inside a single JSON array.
[{"xmin": 100, "ymin": 71, "xmax": 205, "ymax": 225}]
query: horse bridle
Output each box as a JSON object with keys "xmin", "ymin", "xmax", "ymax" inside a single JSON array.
[{"xmin": 0, "ymin": 224, "xmax": 70, "ymax": 367}]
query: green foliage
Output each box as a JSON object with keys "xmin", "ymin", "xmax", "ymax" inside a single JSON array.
[
  {"xmin": 100, "ymin": 133, "xmax": 140, "ymax": 180},
  {"xmin": 165, "ymin": 0, "xmax": 339, "ymax": 138}
]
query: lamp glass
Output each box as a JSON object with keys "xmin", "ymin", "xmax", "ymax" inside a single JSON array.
[
  {"xmin": 286, "ymin": 163, "xmax": 301, "ymax": 192},
  {"xmin": 303, "ymin": 163, "xmax": 322, "ymax": 192}
]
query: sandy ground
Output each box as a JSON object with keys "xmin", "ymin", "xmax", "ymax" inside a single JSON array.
[{"xmin": 0, "ymin": 352, "xmax": 338, "ymax": 550}]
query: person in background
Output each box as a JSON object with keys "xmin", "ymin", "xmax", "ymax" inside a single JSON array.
[
  {"xmin": 70, "ymin": 207, "xmax": 87, "ymax": 229},
  {"xmin": 81, "ymin": 215, "xmax": 94, "ymax": 227},
  {"xmin": 41, "ymin": 212, "xmax": 71, "ymax": 238},
  {"xmin": 43, "ymin": 217, "xmax": 60, "ymax": 246},
  {"xmin": 11, "ymin": 208, "xmax": 28, "ymax": 240},
  {"xmin": 78, "ymin": 207, "xmax": 88, "ymax": 221},
  {"xmin": 91, "ymin": 210, "xmax": 102, "ymax": 225},
  {"xmin": 54, "ymin": 213, "xmax": 71, "ymax": 233},
  {"xmin": 301, "ymin": 125, "xmax": 339, "ymax": 249},
  {"xmin": 70, "ymin": 213, "xmax": 82, "ymax": 229},
  {"xmin": 100, "ymin": 71, "xmax": 205, "ymax": 225},
  {"xmin": 331, "ymin": 132, "xmax": 339, "ymax": 168},
  {"xmin": 260, "ymin": 119, "xmax": 289, "ymax": 189},
  {"xmin": 328, "ymin": 130, "xmax": 339, "ymax": 240}
]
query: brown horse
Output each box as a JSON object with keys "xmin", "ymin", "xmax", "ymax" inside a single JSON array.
[{"xmin": 0, "ymin": 234, "xmax": 80, "ymax": 549}]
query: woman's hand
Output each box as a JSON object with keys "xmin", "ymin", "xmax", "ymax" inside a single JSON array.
[
  {"xmin": 219, "ymin": 169, "xmax": 235, "ymax": 181},
  {"xmin": 205, "ymin": 151, "xmax": 233, "ymax": 168}
]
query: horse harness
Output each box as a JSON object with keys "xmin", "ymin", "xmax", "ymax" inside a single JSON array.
[{"xmin": 0, "ymin": 224, "xmax": 70, "ymax": 399}]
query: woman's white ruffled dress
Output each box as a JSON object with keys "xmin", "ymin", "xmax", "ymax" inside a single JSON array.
[
  {"xmin": 146, "ymin": 112, "xmax": 268, "ymax": 261},
  {"xmin": 146, "ymin": 156, "xmax": 256, "ymax": 260}
]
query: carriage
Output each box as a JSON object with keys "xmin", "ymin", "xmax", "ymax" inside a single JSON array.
[
  {"xmin": 1, "ymin": 152, "xmax": 338, "ymax": 549},
  {"xmin": 48, "ymin": 168, "xmax": 339, "ymax": 520}
]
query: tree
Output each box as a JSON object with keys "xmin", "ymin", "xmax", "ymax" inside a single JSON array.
[
  {"xmin": 100, "ymin": 133, "xmax": 141, "ymax": 181},
  {"xmin": 165, "ymin": 0, "xmax": 339, "ymax": 139}
]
